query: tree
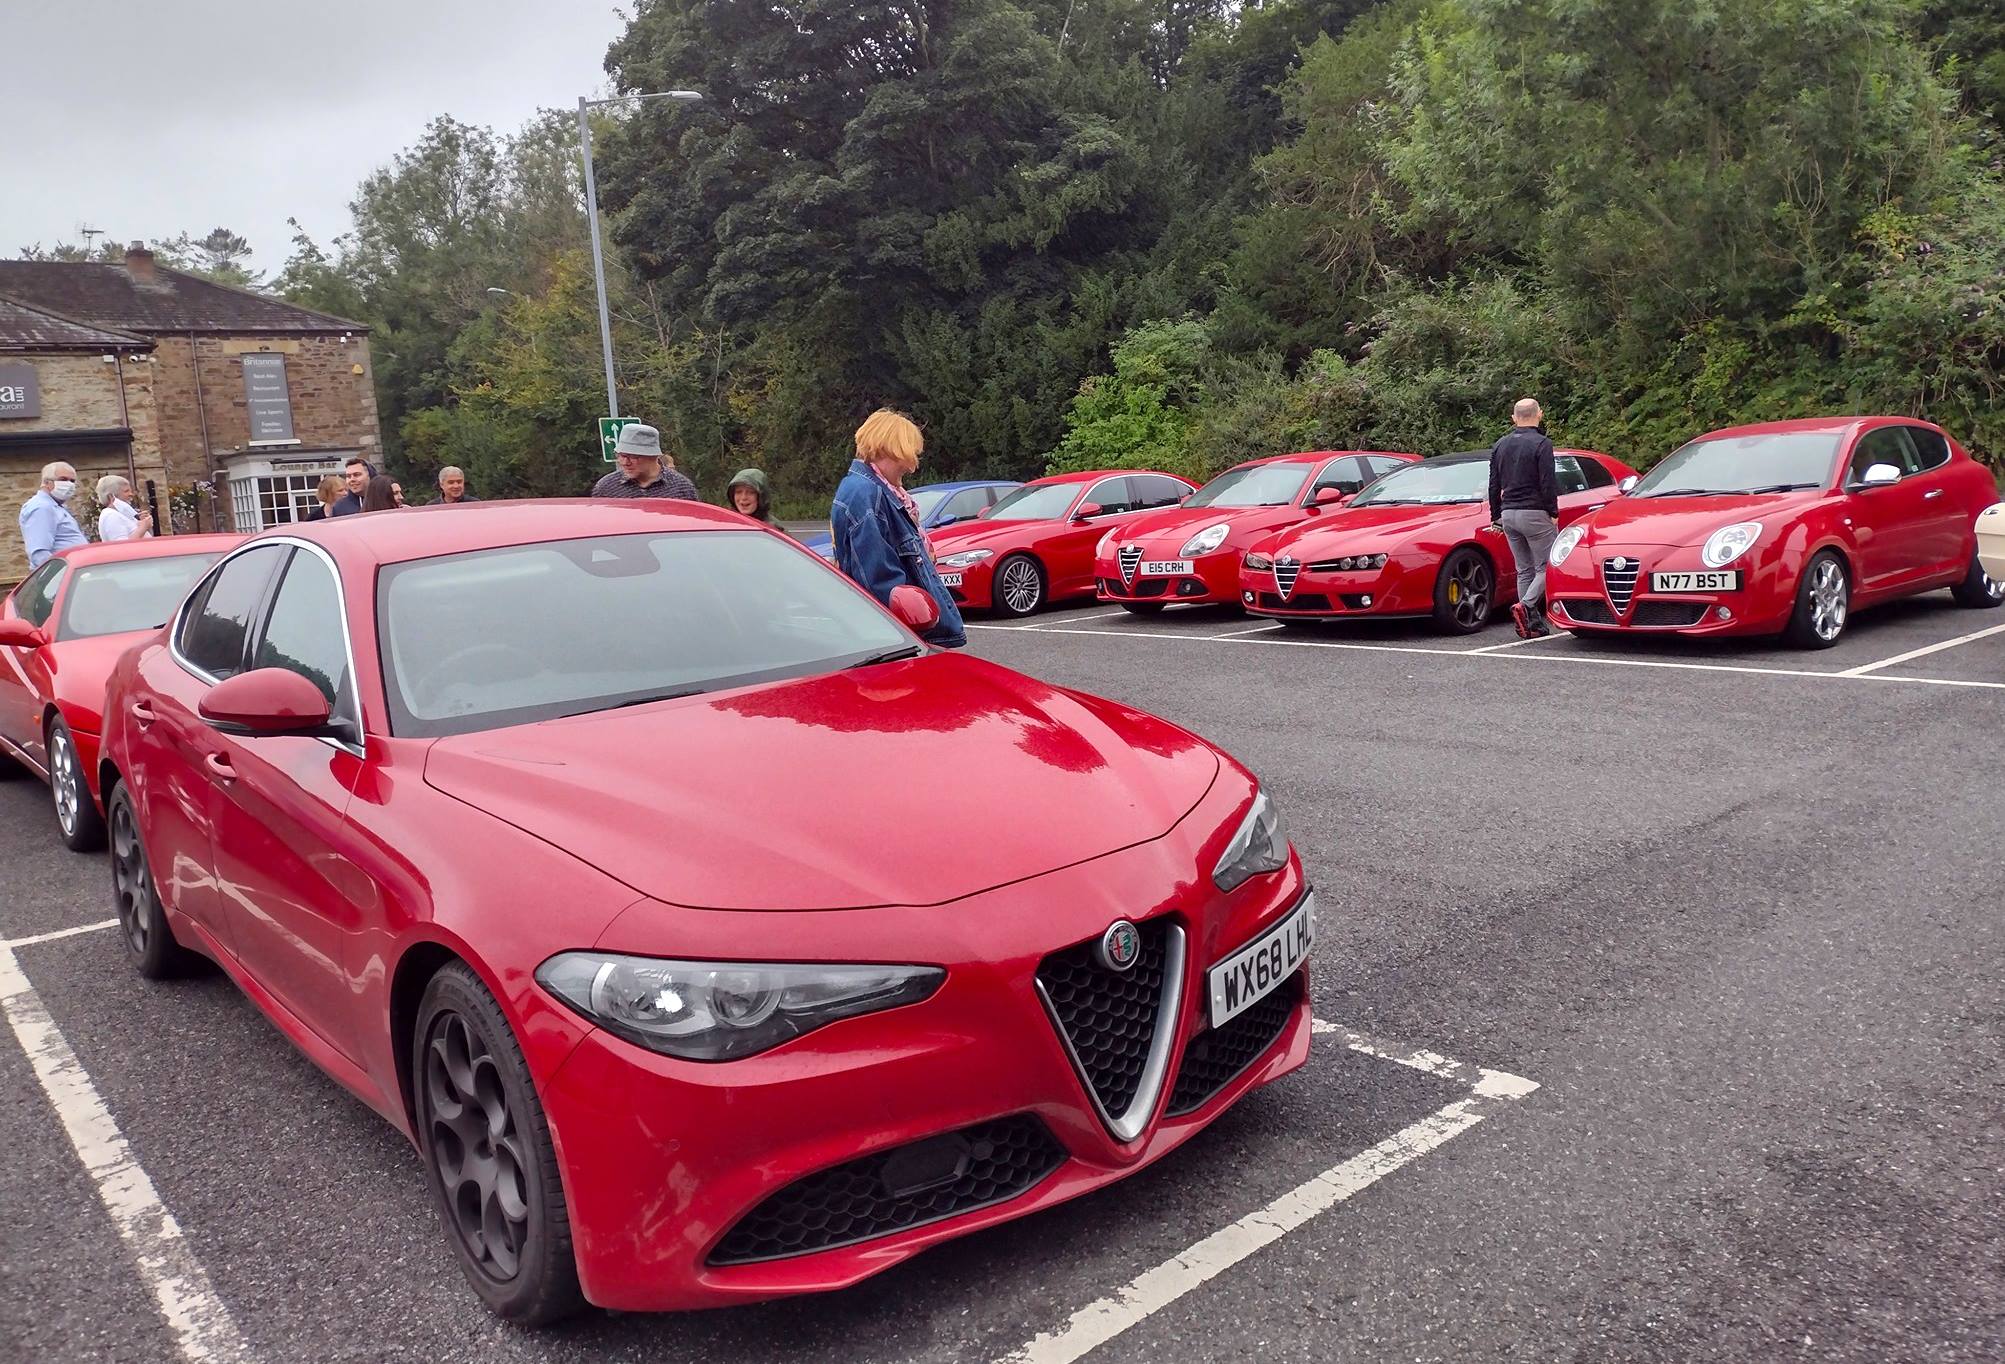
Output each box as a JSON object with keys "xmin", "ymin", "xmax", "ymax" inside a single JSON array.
[{"xmin": 159, "ymin": 227, "xmax": 264, "ymax": 289}]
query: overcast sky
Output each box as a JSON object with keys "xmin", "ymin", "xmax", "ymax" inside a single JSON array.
[{"xmin": 0, "ymin": 0, "xmax": 629, "ymax": 274}]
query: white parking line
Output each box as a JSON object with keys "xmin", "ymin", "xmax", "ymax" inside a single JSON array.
[
  {"xmin": 995, "ymin": 1021, "xmax": 1536, "ymax": 1364},
  {"xmin": 0, "ymin": 944, "xmax": 250, "ymax": 1362},
  {"xmin": 1207, "ymin": 622, "xmax": 1286, "ymax": 639},
  {"xmin": 2, "ymin": 919, "xmax": 119, "ymax": 950},
  {"xmin": 1836, "ymin": 619, "xmax": 2005, "ymax": 676},
  {"xmin": 1468, "ymin": 631, "xmax": 1570, "ymax": 654}
]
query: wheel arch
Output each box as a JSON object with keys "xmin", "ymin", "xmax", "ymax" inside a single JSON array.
[{"xmin": 389, "ymin": 938, "xmax": 468, "ymax": 1132}]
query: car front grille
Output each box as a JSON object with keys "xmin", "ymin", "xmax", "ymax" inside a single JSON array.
[
  {"xmin": 1167, "ymin": 972, "xmax": 1300, "ymax": 1116},
  {"xmin": 707, "ymin": 1115, "xmax": 1064, "ymax": 1266},
  {"xmin": 1036, "ymin": 920, "xmax": 1182, "ymax": 1137},
  {"xmin": 1557, "ymin": 597, "xmax": 1614, "ymax": 625},
  {"xmin": 1273, "ymin": 559, "xmax": 1301, "ymax": 599},
  {"xmin": 1601, "ymin": 557, "xmax": 1641, "ymax": 613},
  {"xmin": 1255, "ymin": 592, "xmax": 1332, "ymax": 612},
  {"xmin": 1631, "ymin": 600, "xmax": 1709, "ymax": 627},
  {"xmin": 1118, "ymin": 545, "xmax": 1142, "ymax": 585}
]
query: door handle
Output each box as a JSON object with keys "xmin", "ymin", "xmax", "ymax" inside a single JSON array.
[
  {"xmin": 1587, "ymin": 503, "xmax": 1607, "ymax": 512},
  {"xmin": 1923, "ymin": 488, "xmax": 1945, "ymax": 500},
  {"xmin": 129, "ymin": 699, "xmax": 156, "ymax": 728},
  {"xmin": 202, "ymin": 752, "xmax": 236, "ymax": 783}
]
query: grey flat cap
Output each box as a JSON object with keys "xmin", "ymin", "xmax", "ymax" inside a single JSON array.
[{"xmin": 613, "ymin": 423, "xmax": 662, "ymax": 459}]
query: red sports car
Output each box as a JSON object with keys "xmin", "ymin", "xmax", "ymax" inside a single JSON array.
[
  {"xmin": 1091, "ymin": 451, "xmax": 1419, "ymax": 615},
  {"xmin": 1239, "ymin": 450, "xmax": 1637, "ymax": 632},
  {"xmin": 928, "ymin": 469, "xmax": 1197, "ymax": 616},
  {"xmin": 0, "ymin": 534, "xmax": 241, "ymax": 850},
  {"xmin": 1546, "ymin": 417, "xmax": 2004, "ymax": 647},
  {"xmin": 99, "ymin": 502, "xmax": 1312, "ymax": 1323}
]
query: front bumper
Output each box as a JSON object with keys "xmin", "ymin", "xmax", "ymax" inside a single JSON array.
[
  {"xmin": 1095, "ymin": 550, "xmax": 1240, "ymax": 605},
  {"xmin": 938, "ymin": 558, "xmax": 994, "ymax": 609},
  {"xmin": 1237, "ymin": 556, "xmax": 1432, "ymax": 617},
  {"xmin": 1547, "ymin": 545, "xmax": 1789, "ymax": 636},
  {"xmin": 542, "ymin": 834, "xmax": 1312, "ymax": 1312}
]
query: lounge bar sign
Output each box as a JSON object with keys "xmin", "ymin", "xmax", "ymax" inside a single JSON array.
[
  {"xmin": 241, "ymin": 352, "xmax": 297, "ymax": 443},
  {"xmin": 0, "ymin": 362, "xmax": 38, "ymax": 419}
]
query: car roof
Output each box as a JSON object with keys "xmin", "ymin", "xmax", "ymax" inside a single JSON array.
[
  {"xmin": 1228, "ymin": 451, "xmax": 1417, "ymax": 469},
  {"xmin": 914, "ymin": 479, "xmax": 1021, "ymax": 493},
  {"xmin": 1693, "ymin": 415, "xmax": 1933, "ymax": 441},
  {"xmin": 257, "ymin": 499, "xmax": 761, "ymax": 567},
  {"xmin": 53, "ymin": 533, "xmax": 245, "ymax": 568}
]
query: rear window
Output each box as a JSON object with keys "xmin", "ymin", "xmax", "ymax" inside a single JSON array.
[{"xmin": 58, "ymin": 554, "xmax": 222, "ymax": 641}]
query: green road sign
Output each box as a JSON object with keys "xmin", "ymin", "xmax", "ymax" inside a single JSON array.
[{"xmin": 598, "ymin": 416, "xmax": 639, "ymax": 462}]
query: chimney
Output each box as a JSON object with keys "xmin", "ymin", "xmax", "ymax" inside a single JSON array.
[{"xmin": 125, "ymin": 241, "xmax": 157, "ymax": 283}]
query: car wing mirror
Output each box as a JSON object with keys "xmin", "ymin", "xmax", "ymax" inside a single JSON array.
[
  {"xmin": 199, "ymin": 668, "xmax": 333, "ymax": 737},
  {"xmin": 1311, "ymin": 486, "xmax": 1351, "ymax": 508},
  {"xmin": 887, "ymin": 584, "xmax": 940, "ymax": 634},
  {"xmin": 1070, "ymin": 501, "xmax": 1104, "ymax": 524},
  {"xmin": 1617, "ymin": 475, "xmax": 1639, "ymax": 494},
  {"xmin": 1852, "ymin": 463, "xmax": 1902, "ymax": 491},
  {"xmin": 0, "ymin": 618, "xmax": 48, "ymax": 649}
]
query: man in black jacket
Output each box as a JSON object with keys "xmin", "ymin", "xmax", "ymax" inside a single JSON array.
[{"xmin": 1488, "ymin": 398, "xmax": 1559, "ymax": 638}]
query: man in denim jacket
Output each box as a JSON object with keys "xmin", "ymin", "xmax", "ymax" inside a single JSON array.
[{"xmin": 830, "ymin": 410, "xmax": 967, "ymax": 649}]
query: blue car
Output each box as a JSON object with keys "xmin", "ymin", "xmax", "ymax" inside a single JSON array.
[{"xmin": 802, "ymin": 479, "xmax": 1024, "ymax": 559}]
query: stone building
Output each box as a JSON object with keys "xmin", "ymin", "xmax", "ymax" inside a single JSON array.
[{"xmin": 0, "ymin": 243, "xmax": 378, "ymax": 579}]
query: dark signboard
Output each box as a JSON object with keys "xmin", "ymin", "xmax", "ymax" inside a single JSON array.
[
  {"xmin": 241, "ymin": 352, "xmax": 296, "ymax": 443},
  {"xmin": 0, "ymin": 361, "xmax": 38, "ymax": 419}
]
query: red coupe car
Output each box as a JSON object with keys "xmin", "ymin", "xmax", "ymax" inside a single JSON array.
[
  {"xmin": 98, "ymin": 501, "xmax": 1313, "ymax": 1323},
  {"xmin": 1091, "ymin": 451, "xmax": 1419, "ymax": 615},
  {"xmin": 0, "ymin": 534, "xmax": 241, "ymax": 850},
  {"xmin": 1239, "ymin": 450, "xmax": 1638, "ymax": 632},
  {"xmin": 928, "ymin": 469, "xmax": 1197, "ymax": 616},
  {"xmin": 1545, "ymin": 417, "xmax": 2004, "ymax": 646}
]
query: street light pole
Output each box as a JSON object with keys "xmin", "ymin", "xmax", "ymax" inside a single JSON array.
[{"xmin": 576, "ymin": 88, "xmax": 702, "ymax": 422}]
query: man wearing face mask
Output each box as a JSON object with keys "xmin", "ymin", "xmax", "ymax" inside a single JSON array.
[{"xmin": 20, "ymin": 461, "xmax": 88, "ymax": 571}]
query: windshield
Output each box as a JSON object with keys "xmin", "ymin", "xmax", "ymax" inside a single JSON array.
[
  {"xmin": 984, "ymin": 482, "xmax": 1080, "ymax": 521},
  {"xmin": 910, "ymin": 487, "xmax": 951, "ymax": 521},
  {"xmin": 1186, "ymin": 462, "xmax": 1315, "ymax": 509},
  {"xmin": 378, "ymin": 531, "xmax": 913, "ymax": 737},
  {"xmin": 1351, "ymin": 459, "xmax": 1488, "ymax": 507},
  {"xmin": 1631, "ymin": 432, "xmax": 1841, "ymax": 497},
  {"xmin": 57, "ymin": 554, "xmax": 223, "ymax": 641}
]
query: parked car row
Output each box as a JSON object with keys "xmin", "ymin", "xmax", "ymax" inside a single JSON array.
[{"xmin": 925, "ymin": 416, "xmax": 2004, "ymax": 650}]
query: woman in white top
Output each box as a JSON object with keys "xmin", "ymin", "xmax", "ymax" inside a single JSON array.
[{"xmin": 95, "ymin": 475, "xmax": 153, "ymax": 542}]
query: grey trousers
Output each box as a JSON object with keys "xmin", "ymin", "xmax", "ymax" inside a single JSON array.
[{"xmin": 1501, "ymin": 509, "xmax": 1558, "ymax": 613}]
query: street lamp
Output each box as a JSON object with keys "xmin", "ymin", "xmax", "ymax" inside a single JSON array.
[{"xmin": 577, "ymin": 88, "xmax": 703, "ymax": 419}]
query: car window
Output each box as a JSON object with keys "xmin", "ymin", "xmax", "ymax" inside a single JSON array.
[
  {"xmin": 938, "ymin": 488, "xmax": 989, "ymax": 524},
  {"xmin": 985, "ymin": 482, "xmax": 1081, "ymax": 522},
  {"xmin": 1082, "ymin": 477, "xmax": 1134, "ymax": 515},
  {"xmin": 1134, "ymin": 476, "xmax": 1188, "ymax": 510},
  {"xmin": 11, "ymin": 558, "xmax": 67, "ymax": 628},
  {"xmin": 1848, "ymin": 427, "xmax": 1921, "ymax": 483},
  {"xmin": 1310, "ymin": 457, "xmax": 1370, "ymax": 496},
  {"xmin": 984, "ymin": 486, "xmax": 1010, "ymax": 507},
  {"xmin": 1554, "ymin": 456, "xmax": 1591, "ymax": 495},
  {"xmin": 1906, "ymin": 427, "xmax": 1951, "ymax": 472},
  {"xmin": 1574, "ymin": 457, "xmax": 1615, "ymax": 489},
  {"xmin": 177, "ymin": 544, "xmax": 287, "ymax": 679},
  {"xmin": 1365, "ymin": 456, "xmax": 1410, "ymax": 479},
  {"xmin": 251, "ymin": 550, "xmax": 352, "ymax": 710},
  {"xmin": 57, "ymin": 554, "xmax": 223, "ymax": 641}
]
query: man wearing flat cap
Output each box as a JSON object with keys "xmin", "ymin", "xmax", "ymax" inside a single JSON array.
[{"xmin": 590, "ymin": 423, "xmax": 700, "ymax": 501}]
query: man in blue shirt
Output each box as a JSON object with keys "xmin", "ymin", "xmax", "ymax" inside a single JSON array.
[{"xmin": 20, "ymin": 461, "xmax": 87, "ymax": 570}]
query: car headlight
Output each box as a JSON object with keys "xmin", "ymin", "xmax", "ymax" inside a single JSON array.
[
  {"xmin": 536, "ymin": 953, "xmax": 944, "ymax": 1062},
  {"xmin": 937, "ymin": 548, "xmax": 994, "ymax": 569},
  {"xmin": 1550, "ymin": 524, "xmax": 1587, "ymax": 566},
  {"xmin": 1244, "ymin": 551, "xmax": 1274, "ymax": 571},
  {"xmin": 1179, "ymin": 523, "xmax": 1230, "ymax": 558},
  {"xmin": 1331, "ymin": 553, "xmax": 1388, "ymax": 570},
  {"xmin": 1701, "ymin": 522, "xmax": 1762, "ymax": 568},
  {"xmin": 1213, "ymin": 788, "xmax": 1290, "ymax": 892}
]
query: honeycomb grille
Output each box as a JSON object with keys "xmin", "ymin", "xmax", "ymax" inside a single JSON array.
[
  {"xmin": 707, "ymin": 1115, "xmax": 1064, "ymax": 1266},
  {"xmin": 1556, "ymin": 597, "xmax": 1614, "ymax": 624},
  {"xmin": 1167, "ymin": 972, "xmax": 1300, "ymax": 1116},
  {"xmin": 1037, "ymin": 922, "xmax": 1170, "ymax": 1120}
]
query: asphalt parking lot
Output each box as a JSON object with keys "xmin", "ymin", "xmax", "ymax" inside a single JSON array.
[{"xmin": 4, "ymin": 591, "xmax": 2002, "ymax": 1363}]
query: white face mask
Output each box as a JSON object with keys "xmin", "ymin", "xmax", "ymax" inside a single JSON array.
[{"xmin": 50, "ymin": 479, "xmax": 76, "ymax": 503}]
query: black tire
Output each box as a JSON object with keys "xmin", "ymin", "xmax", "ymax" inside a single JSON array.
[
  {"xmin": 1118, "ymin": 601, "xmax": 1165, "ymax": 617},
  {"xmin": 1432, "ymin": 547, "xmax": 1494, "ymax": 635},
  {"xmin": 48, "ymin": 717, "xmax": 106, "ymax": 852},
  {"xmin": 1785, "ymin": 551, "xmax": 1850, "ymax": 649},
  {"xmin": 108, "ymin": 785, "xmax": 200, "ymax": 980},
  {"xmin": 414, "ymin": 962, "xmax": 584, "ymax": 1326},
  {"xmin": 1949, "ymin": 548, "xmax": 2005, "ymax": 609},
  {"xmin": 991, "ymin": 553, "xmax": 1046, "ymax": 618}
]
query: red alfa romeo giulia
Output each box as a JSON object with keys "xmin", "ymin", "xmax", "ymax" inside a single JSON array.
[
  {"xmin": 927, "ymin": 469, "xmax": 1197, "ymax": 616},
  {"xmin": 1239, "ymin": 449, "xmax": 1638, "ymax": 633},
  {"xmin": 1091, "ymin": 451, "xmax": 1418, "ymax": 615},
  {"xmin": 0, "ymin": 534, "xmax": 241, "ymax": 850},
  {"xmin": 98, "ymin": 501, "xmax": 1313, "ymax": 1323},
  {"xmin": 1545, "ymin": 417, "xmax": 2004, "ymax": 646}
]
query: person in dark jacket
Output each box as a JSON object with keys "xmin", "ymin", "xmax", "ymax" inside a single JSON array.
[
  {"xmin": 436, "ymin": 466, "xmax": 479, "ymax": 504},
  {"xmin": 329, "ymin": 457, "xmax": 374, "ymax": 517},
  {"xmin": 361, "ymin": 474, "xmax": 400, "ymax": 513},
  {"xmin": 301, "ymin": 474, "xmax": 344, "ymax": 522},
  {"xmin": 830, "ymin": 409, "xmax": 967, "ymax": 649},
  {"xmin": 1488, "ymin": 397, "xmax": 1560, "ymax": 638},
  {"xmin": 726, "ymin": 468, "xmax": 780, "ymax": 527}
]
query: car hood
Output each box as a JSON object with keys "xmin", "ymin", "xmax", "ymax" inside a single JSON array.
[
  {"xmin": 1110, "ymin": 504, "xmax": 1302, "ymax": 550},
  {"xmin": 1263, "ymin": 502, "xmax": 1480, "ymax": 558},
  {"xmin": 422, "ymin": 653, "xmax": 1219, "ymax": 911},
  {"xmin": 927, "ymin": 518, "xmax": 1057, "ymax": 553},
  {"xmin": 1583, "ymin": 492, "xmax": 1821, "ymax": 547}
]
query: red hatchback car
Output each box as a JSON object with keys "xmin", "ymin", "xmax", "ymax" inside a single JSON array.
[
  {"xmin": 1240, "ymin": 450, "xmax": 1638, "ymax": 633},
  {"xmin": 928, "ymin": 469, "xmax": 1197, "ymax": 616},
  {"xmin": 1092, "ymin": 451, "xmax": 1419, "ymax": 615},
  {"xmin": 0, "ymin": 534, "xmax": 241, "ymax": 850},
  {"xmin": 98, "ymin": 502, "xmax": 1313, "ymax": 1323},
  {"xmin": 1546, "ymin": 417, "xmax": 2004, "ymax": 646}
]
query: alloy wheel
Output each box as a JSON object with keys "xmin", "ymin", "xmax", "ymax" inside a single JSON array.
[
  {"xmin": 1811, "ymin": 560, "xmax": 1848, "ymax": 641},
  {"xmin": 998, "ymin": 559, "xmax": 1042, "ymax": 614},
  {"xmin": 424, "ymin": 1010, "xmax": 532, "ymax": 1283},
  {"xmin": 110, "ymin": 799, "xmax": 151, "ymax": 958},
  {"xmin": 1448, "ymin": 558, "xmax": 1491, "ymax": 629},
  {"xmin": 50, "ymin": 730, "xmax": 79, "ymax": 837}
]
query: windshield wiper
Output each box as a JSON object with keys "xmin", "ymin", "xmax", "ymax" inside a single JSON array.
[
  {"xmin": 593, "ymin": 687, "xmax": 706, "ymax": 714},
  {"xmin": 1638, "ymin": 487, "xmax": 1735, "ymax": 498},
  {"xmin": 852, "ymin": 644, "xmax": 924, "ymax": 667},
  {"xmin": 1741, "ymin": 482, "xmax": 1819, "ymax": 494}
]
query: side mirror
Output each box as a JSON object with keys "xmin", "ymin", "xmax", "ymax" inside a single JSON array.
[
  {"xmin": 1070, "ymin": 501, "xmax": 1104, "ymax": 524},
  {"xmin": 0, "ymin": 618, "xmax": 47, "ymax": 650},
  {"xmin": 1311, "ymin": 486, "xmax": 1351, "ymax": 508},
  {"xmin": 1617, "ymin": 475, "xmax": 1639, "ymax": 494},
  {"xmin": 1853, "ymin": 463, "xmax": 1902, "ymax": 490},
  {"xmin": 199, "ymin": 668, "xmax": 333, "ymax": 736},
  {"xmin": 888, "ymin": 584, "xmax": 940, "ymax": 634}
]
